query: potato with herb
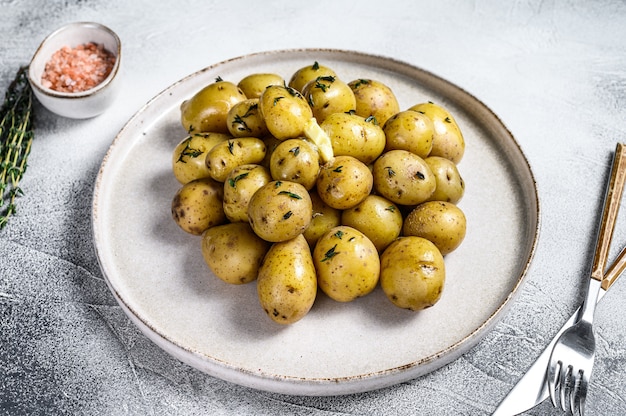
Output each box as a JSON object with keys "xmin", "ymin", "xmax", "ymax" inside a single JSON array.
[
  {"xmin": 257, "ymin": 234, "xmax": 317, "ymax": 324},
  {"xmin": 409, "ymin": 102, "xmax": 465, "ymax": 164},
  {"xmin": 201, "ymin": 222, "xmax": 271, "ymax": 284},
  {"xmin": 424, "ymin": 156, "xmax": 465, "ymax": 203},
  {"xmin": 237, "ymin": 73, "xmax": 284, "ymax": 99},
  {"xmin": 226, "ymin": 99, "xmax": 269, "ymax": 138},
  {"xmin": 248, "ymin": 180, "xmax": 313, "ymax": 242},
  {"xmin": 269, "ymin": 138, "xmax": 320, "ymax": 190},
  {"xmin": 172, "ymin": 132, "xmax": 230, "ymax": 184},
  {"xmin": 302, "ymin": 75, "xmax": 356, "ymax": 124},
  {"xmin": 348, "ymin": 78, "xmax": 400, "ymax": 126},
  {"xmin": 223, "ymin": 164, "xmax": 272, "ymax": 222},
  {"xmin": 341, "ymin": 195, "xmax": 403, "ymax": 252},
  {"xmin": 380, "ymin": 236, "xmax": 445, "ymax": 311},
  {"xmin": 180, "ymin": 78, "xmax": 247, "ymax": 134},
  {"xmin": 303, "ymin": 191, "xmax": 342, "ymax": 248},
  {"xmin": 320, "ymin": 111, "xmax": 386, "ymax": 165},
  {"xmin": 403, "ymin": 201, "xmax": 467, "ymax": 255},
  {"xmin": 313, "ymin": 226, "xmax": 380, "ymax": 302},
  {"xmin": 316, "ymin": 155, "xmax": 373, "ymax": 210},
  {"xmin": 383, "ymin": 110, "xmax": 434, "ymax": 158},
  {"xmin": 205, "ymin": 137, "xmax": 266, "ymax": 182},
  {"xmin": 259, "ymin": 85, "xmax": 313, "ymax": 140},
  {"xmin": 171, "ymin": 177, "xmax": 226, "ymax": 235},
  {"xmin": 288, "ymin": 61, "xmax": 338, "ymax": 93},
  {"xmin": 373, "ymin": 150, "xmax": 436, "ymax": 206}
]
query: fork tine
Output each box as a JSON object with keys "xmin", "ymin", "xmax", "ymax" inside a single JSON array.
[
  {"xmin": 570, "ymin": 369, "xmax": 583, "ymax": 414},
  {"xmin": 560, "ymin": 364, "xmax": 573, "ymax": 411},
  {"xmin": 578, "ymin": 389, "xmax": 586, "ymax": 416},
  {"xmin": 548, "ymin": 360, "xmax": 561, "ymax": 406}
]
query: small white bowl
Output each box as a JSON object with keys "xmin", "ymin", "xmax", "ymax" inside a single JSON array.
[{"xmin": 28, "ymin": 22, "xmax": 122, "ymax": 119}]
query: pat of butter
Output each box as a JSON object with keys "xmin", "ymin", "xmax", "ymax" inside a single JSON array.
[{"xmin": 303, "ymin": 118, "xmax": 334, "ymax": 163}]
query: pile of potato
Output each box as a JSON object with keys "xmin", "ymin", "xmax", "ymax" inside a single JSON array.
[{"xmin": 170, "ymin": 62, "xmax": 467, "ymax": 324}]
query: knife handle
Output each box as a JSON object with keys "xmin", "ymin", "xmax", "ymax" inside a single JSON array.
[
  {"xmin": 591, "ymin": 142, "xmax": 626, "ymax": 281},
  {"xmin": 603, "ymin": 244, "xmax": 626, "ymax": 290}
]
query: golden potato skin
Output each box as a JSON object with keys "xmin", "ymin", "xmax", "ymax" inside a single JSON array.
[
  {"xmin": 269, "ymin": 138, "xmax": 320, "ymax": 190},
  {"xmin": 321, "ymin": 112, "xmax": 386, "ymax": 165},
  {"xmin": 226, "ymin": 99, "xmax": 269, "ymax": 138},
  {"xmin": 313, "ymin": 226, "xmax": 380, "ymax": 302},
  {"xmin": 237, "ymin": 73, "xmax": 284, "ymax": 99},
  {"xmin": 348, "ymin": 78, "xmax": 400, "ymax": 126},
  {"xmin": 172, "ymin": 132, "xmax": 230, "ymax": 184},
  {"xmin": 180, "ymin": 80, "xmax": 247, "ymax": 134},
  {"xmin": 424, "ymin": 156, "xmax": 465, "ymax": 204},
  {"xmin": 171, "ymin": 178, "xmax": 227, "ymax": 235},
  {"xmin": 316, "ymin": 155, "xmax": 373, "ymax": 210},
  {"xmin": 201, "ymin": 223, "xmax": 271, "ymax": 284},
  {"xmin": 223, "ymin": 164, "xmax": 272, "ymax": 222},
  {"xmin": 303, "ymin": 191, "xmax": 342, "ymax": 249},
  {"xmin": 380, "ymin": 236, "xmax": 445, "ymax": 311},
  {"xmin": 302, "ymin": 75, "xmax": 356, "ymax": 124},
  {"xmin": 408, "ymin": 102, "xmax": 465, "ymax": 164},
  {"xmin": 205, "ymin": 137, "xmax": 266, "ymax": 182},
  {"xmin": 383, "ymin": 110, "xmax": 434, "ymax": 158},
  {"xmin": 257, "ymin": 234, "xmax": 317, "ymax": 324},
  {"xmin": 402, "ymin": 201, "xmax": 467, "ymax": 255},
  {"xmin": 247, "ymin": 180, "xmax": 313, "ymax": 242},
  {"xmin": 341, "ymin": 195, "xmax": 403, "ymax": 252},
  {"xmin": 259, "ymin": 85, "xmax": 313, "ymax": 140},
  {"xmin": 288, "ymin": 61, "xmax": 337, "ymax": 93},
  {"xmin": 373, "ymin": 150, "xmax": 436, "ymax": 206}
]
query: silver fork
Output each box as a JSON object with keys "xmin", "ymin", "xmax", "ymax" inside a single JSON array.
[{"xmin": 547, "ymin": 142, "xmax": 626, "ymax": 415}]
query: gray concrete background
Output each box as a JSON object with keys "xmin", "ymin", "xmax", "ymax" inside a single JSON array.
[{"xmin": 2, "ymin": 1, "xmax": 626, "ymax": 414}]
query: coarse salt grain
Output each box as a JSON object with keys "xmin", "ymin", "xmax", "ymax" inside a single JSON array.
[{"xmin": 41, "ymin": 42, "xmax": 116, "ymax": 93}]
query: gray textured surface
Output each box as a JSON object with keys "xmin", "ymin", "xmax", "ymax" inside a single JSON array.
[{"xmin": 2, "ymin": 0, "xmax": 626, "ymax": 415}]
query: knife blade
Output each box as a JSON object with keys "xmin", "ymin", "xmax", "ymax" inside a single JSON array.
[{"xmin": 492, "ymin": 244, "xmax": 626, "ymax": 416}]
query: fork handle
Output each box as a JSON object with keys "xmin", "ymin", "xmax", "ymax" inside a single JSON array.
[{"xmin": 591, "ymin": 143, "xmax": 626, "ymax": 282}]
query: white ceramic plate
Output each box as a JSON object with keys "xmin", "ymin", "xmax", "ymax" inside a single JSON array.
[{"xmin": 92, "ymin": 49, "xmax": 539, "ymax": 396}]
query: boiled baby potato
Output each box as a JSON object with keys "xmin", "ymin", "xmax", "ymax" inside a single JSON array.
[
  {"xmin": 403, "ymin": 201, "xmax": 467, "ymax": 255},
  {"xmin": 201, "ymin": 222, "xmax": 270, "ymax": 284},
  {"xmin": 316, "ymin": 155, "xmax": 373, "ymax": 210},
  {"xmin": 313, "ymin": 226, "xmax": 380, "ymax": 302},
  {"xmin": 171, "ymin": 177, "xmax": 226, "ymax": 235},
  {"xmin": 205, "ymin": 137, "xmax": 266, "ymax": 182},
  {"xmin": 303, "ymin": 191, "xmax": 341, "ymax": 248},
  {"xmin": 226, "ymin": 99, "xmax": 269, "ymax": 138},
  {"xmin": 341, "ymin": 194, "xmax": 403, "ymax": 252},
  {"xmin": 259, "ymin": 85, "xmax": 313, "ymax": 140},
  {"xmin": 424, "ymin": 156, "xmax": 465, "ymax": 204},
  {"xmin": 237, "ymin": 73, "xmax": 284, "ymax": 99},
  {"xmin": 223, "ymin": 164, "xmax": 272, "ymax": 222},
  {"xmin": 269, "ymin": 138, "xmax": 320, "ymax": 190},
  {"xmin": 248, "ymin": 180, "xmax": 313, "ymax": 242},
  {"xmin": 180, "ymin": 79, "xmax": 247, "ymax": 134},
  {"xmin": 172, "ymin": 132, "xmax": 230, "ymax": 184},
  {"xmin": 409, "ymin": 102, "xmax": 465, "ymax": 164},
  {"xmin": 321, "ymin": 111, "xmax": 386, "ymax": 165},
  {"xmin": 348, "ymin": 78, "xmax": 400, "ymax": 126},
  {"xmin": 372, "ymin": 150, "xmax": 436, "ymax": 206},
  {"xmin": 302, "ymin": 75, "xmax": 356, "ymax": 123},
  {"xmin": 380, "ymin": 236, "xmax": 445, "ymax": 311},
  {"xmin": 383, "ymin": 110, "xmax": 434, "ymax": 158},
  {"xmin": 288, "ymin": 61, "xmax": 337, "ymax": 93},
  {"xmin": 257, "ymin": 234, "xmax": 317, "ymax": 324}
]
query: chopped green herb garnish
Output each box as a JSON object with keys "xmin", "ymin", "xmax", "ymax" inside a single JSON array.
[
  {"xmin": 321, "ymin": 244, "xmax": 339, "ymax": 262},
  {"xmin": 228, "ymin": 172, "xmax": 249, "ymax": 188},
  {"xmin": 278, "ymin": 190, "xmax": 302, "ymax": 199}
]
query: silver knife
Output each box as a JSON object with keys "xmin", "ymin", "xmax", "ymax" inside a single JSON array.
[{"xmin": 492, "ymin": 245, "xmax": 626, "ymax": 415}]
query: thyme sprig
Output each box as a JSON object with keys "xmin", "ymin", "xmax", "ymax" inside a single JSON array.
[{"xmin": 0, "ymin": 67, "xmax": 34, "ymax": 229}]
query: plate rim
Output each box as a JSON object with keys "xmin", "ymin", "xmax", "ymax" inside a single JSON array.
[{"xmin": 91, "ymin": 48, "xmax": 541, "ymax": 396}]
